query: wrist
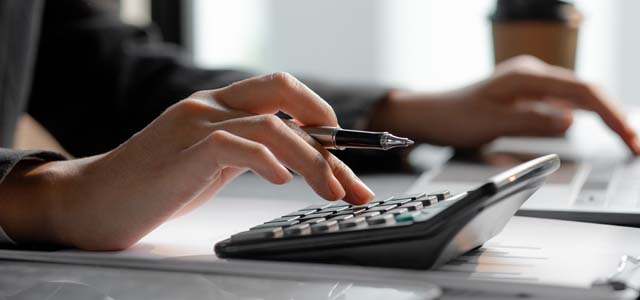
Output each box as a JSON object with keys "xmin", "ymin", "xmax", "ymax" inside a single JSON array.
[
  {"xmin": 0, "ymin": 159, "xmax": 66, "ymax": 245},
  {"xmin": 367, "ymin": 89, "xmax": 414, "ymax": 133},
  {"xmin": 368, "ymin": 90, "xmax": 451, "ymax": 143}
]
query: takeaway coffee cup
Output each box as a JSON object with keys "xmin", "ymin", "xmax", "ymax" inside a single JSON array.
[{"xmin": 490, "ymin": 0, "xmax": 583, "ymax": 69}]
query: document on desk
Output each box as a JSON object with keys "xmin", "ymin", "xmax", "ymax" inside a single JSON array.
[{"xmin": 1, "ymin": 196, "xmax": 640, "ymax": 299}]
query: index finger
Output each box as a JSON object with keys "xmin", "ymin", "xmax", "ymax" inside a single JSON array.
[
  {"xmin": 509, "ymin": 71, "xmax": 640, "ymax": 154},
  {"xmin": 208, "ymin": 72, "xmax": 339, "ymax": 127}
]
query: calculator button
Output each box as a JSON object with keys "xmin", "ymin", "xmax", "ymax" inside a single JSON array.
[
  {"xmin": 415, "ymin": 195, "xmax": 438, "ymax": 207},
  {"xmin": 282, "ymin": 210, "xmax": 317, "ymax": 217},
  {"xmin": 299, "ymin": 212, "xmax": 334, "ymax": 221},
  {"xmin": 300, "ymin": 203, "xmax": 332, "ymax": 211},
  {"xmin": 318, "ymin": 206, "xmax": 349, "ymax": 213},
  {"xmin": 407, "ymin": 193, "xmax": 428, "ymax": 200},
  {"xmin": 351, "ymin": 205, "xmax": 371, "ymax": 212},
  {"xmin": 339, "ymin": 216, "xmax": 367, "ymax": 229},
  {"xmin": 368, "ymin": 197, "xmax": 392, "ymax": 205},
  {"xmin": 333, "ymin": 207, "xmax": 367, "ymax": 216},
  {"xmin": 251, "ymin": 220, "xmax": 299, "ymax": 230},
  {"xmin": 311, "ymin": 220, "xmax": 339, "ymax": 233},
  {"xmin": 329, "ymin": 214, "xmax": 354, "ymax": 222},
  {"xmin": 386, "ymin": 207, "xmax": 409, "ymax": 216},
  {"xmin": 390, "ymin": 193, "xmax": 427, "ymax": 201},
  {"xmin": 430, "ymin": 197, "xmax": 460, "ymax": 209},
  {"xmin": 231, "ymin": 227, "xmax": 283, "ymax": 242},
  {"xmin": 364, "ymin": 202, "xmax": 381, "ymax": 208},
  {"xmin": 327, "ymin": 202, "xmax": 351, "ymax": 208},
  {"xmin": 265, "ymin": 215, "xmax": 300, "ymax": 223},
  {"xmin": 358, "ymin": 211, "xmax": 381, "ymax": 218},
  {"xmin": 366, "ymin": 214, "xmax": 396, "ymax": 226},
  {"xmin": 428, "ymin": 190, "xmax": 451, "ymax": 201},
  {"xmin": 301, "ymin": 218, "xmax": 327, "ymax": 225},
  {"xmin": 367, "ymin": 204, "xmax": 398, "ymax": 213},
  {"xmin": 400, "ymin": 202, "xmax": 423, "ymax": 211},
  {"xmin": 284, "ymin": 224, "xmax": 312, "ymax": 237},
  {"xmin": 384, "ymin": 198, "xmax": 413, "ymax": 206},
  {"xmin": 395, "ymin": 211, "xmax": 423, "ymax": 223}
]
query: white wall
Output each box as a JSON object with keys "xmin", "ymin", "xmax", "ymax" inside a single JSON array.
[
  {"xmin": 192, "ymin": 0, "xmax": 638, "ymax": 104},
  {"xmin": 617, "ymin": 0, "xmax": 640, "ymax": 104},
  {"xmin": 263, "ymin": 0, "xmax": 383, "ymax": 84}
]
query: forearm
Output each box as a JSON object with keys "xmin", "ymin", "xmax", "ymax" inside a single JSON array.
[
  {"xmin": 0, "ymin": 153, "xmax": 155, "ymax": 250},
  {"xmin": 368, "ymin": 90, "xmax": 467, "ymax": 145},
  {"xmin": 0, "ymin": 160, "xmax": 60, "ymax": 245}
]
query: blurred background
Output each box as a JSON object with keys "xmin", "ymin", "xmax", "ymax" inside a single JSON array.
[{"xmin": 120, "ymin": 0, "xmax": 640, "ymax": 104}]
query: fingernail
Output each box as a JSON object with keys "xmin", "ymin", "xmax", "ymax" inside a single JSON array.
[{"xmin": 328, "ymin": 176, "xmax": 346, "ymax": 200}]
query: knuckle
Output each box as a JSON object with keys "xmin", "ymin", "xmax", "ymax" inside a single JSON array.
[
  {"xmin": 504, "ymin": 67, "xmax": 536, "ymax": 80},
  {"xmin": 208, "ymin": 130, "xmax": 231, "ymax": 145},
  {"xmin": 170, "ymin": 98, "xmax": 207, "ymax": 118},
  {"xmin": 257, "ymin": 114, "xmax": 285, "ymax": 131},
  {"xmin": 269, "ymin": 71, "xmax": 299, "ymax": 90},
  {"xmin": 502, "ymin": 55, "xmax": 544, "ymax": 71},
  {"xmin": 512, "ymin": 54, "xmax": 541, "ymax": 64},
  {"xmin": 249, "ymin": 143, "xmax": 271, "ymax": 158},
  {"xmin": 582, "ymin": 82, "xmax": 600, "ymax": 95},
  {"xmin": 497, "ymin": 56, "xmax": 545, "ymax": 78},
  {"xmin": 189, "ymin": 90, "xmax": 209, "ymax": 99}
]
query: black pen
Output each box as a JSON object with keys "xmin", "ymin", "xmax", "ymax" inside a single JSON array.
[{"xmin": 301, "ymin": 126, "xmax": 414, "ymax": 150}]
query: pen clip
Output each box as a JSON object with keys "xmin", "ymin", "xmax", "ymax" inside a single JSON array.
[{"xmin": 592, "ymin": 254, "xmax": 640, "ymax": 292}]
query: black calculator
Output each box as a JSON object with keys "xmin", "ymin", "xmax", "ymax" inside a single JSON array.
[{"xmin": 215, "ymin": 154, "xmax": 560, "ymax": 269}]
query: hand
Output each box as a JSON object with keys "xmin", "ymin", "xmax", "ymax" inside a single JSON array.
[
  {"xmin": 371, "ymin": 55, "xmax": 640, "ymax": 154},
  {"xmin": 0, "ymin": 73, "xmax": 374, "ymax": 250}
]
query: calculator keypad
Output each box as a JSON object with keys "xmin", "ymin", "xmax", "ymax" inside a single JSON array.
[
  {"xmin": 311, "ymin": 220, "xmax": 339, "ymax": 233},
  {"xmin": 230, "ymin": 191, "xmax": 463, "ymax": 244},
  {"xmin": 284, "ymin": 224, "xmax": 311, "ymax": 237},
  {"xmin": 367, "ymin": 214, "xmax": 396, "ymax": 226}
]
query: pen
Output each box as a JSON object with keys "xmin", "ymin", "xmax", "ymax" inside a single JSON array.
[{"xmin": 300, "ymin": 126, "xmax": 414, "ymax": 150}]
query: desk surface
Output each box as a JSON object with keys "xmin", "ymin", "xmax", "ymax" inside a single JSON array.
[
  {"xmin": 1, "ymin": 172, "xmax": 447, "ymax": 300},
  {"xmin": 5, "ymin": 120, "xmax": 633, "ymax": 300},
  {"xmin": 1, "ymin": 260, "xmax": 439, "ymax": 300}
]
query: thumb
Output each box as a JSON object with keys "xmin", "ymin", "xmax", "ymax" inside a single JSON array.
[{"xmin": 503, "ymin": 104, "xmax": 574, "ymax": 137}]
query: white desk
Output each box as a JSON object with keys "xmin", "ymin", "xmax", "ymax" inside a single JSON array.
[{"xmin": 1, "ymin": 172, "xmax": 446, "ymax": 300}]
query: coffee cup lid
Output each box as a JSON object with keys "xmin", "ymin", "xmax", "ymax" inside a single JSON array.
[{"xmin": 490, "ymin": 0, "xmax": 579, "ymax": 22}]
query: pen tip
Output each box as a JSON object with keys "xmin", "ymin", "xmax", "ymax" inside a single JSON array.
[{"xmin": 383, "ymin": 134, "xmax": 415, "ymax": 150}]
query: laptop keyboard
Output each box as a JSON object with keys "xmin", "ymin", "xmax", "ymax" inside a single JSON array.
[
  {"xmin": 229, "ymin": 191, "xmax": 465, "ymax": 244},
  {"xmin": 574, "ymin": 160, "xmax": 640, "ymax": 209}
]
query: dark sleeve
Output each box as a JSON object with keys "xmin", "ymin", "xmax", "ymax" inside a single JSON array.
[
  {"xmin": 0, "ymin": 149, "xmax": 66, "ymax": 183},
  {"xmin": 28, "ymin": 0, "xmax": 407, "ymax": 172},
  {"xmin": 0, "ymin": 148, "xmax": 66, "ymax": 243},
  {"xmin": 28, "ymin": 0, "xmax": 252, "ymax": 156}
]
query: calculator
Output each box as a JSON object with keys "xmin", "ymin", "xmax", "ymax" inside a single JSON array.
[{"xmin": 215, "ymin": 154, "xmax": 560, "ymax": 269}]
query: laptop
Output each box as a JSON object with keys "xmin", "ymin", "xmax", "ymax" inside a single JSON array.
[{"xmin": 408, "ymin": 109, "xmax": 640, "ymax": 226}]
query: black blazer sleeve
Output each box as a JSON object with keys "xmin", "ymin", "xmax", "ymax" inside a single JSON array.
[
  {"xmin": 27, "ymin": 0, "xmax": 406, "ymax": 172},
  {"xmin": 0, "ymin": 148, "xmax": 66, "ymax": 243},
  {"xmin": 0, "ymin": 149, "xmax": 66, "ymax": 183}
]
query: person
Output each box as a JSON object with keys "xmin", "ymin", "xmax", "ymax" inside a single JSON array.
[{"xmin": 0, "ymin": 0, "xmax": 637, "ymax": 251}]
